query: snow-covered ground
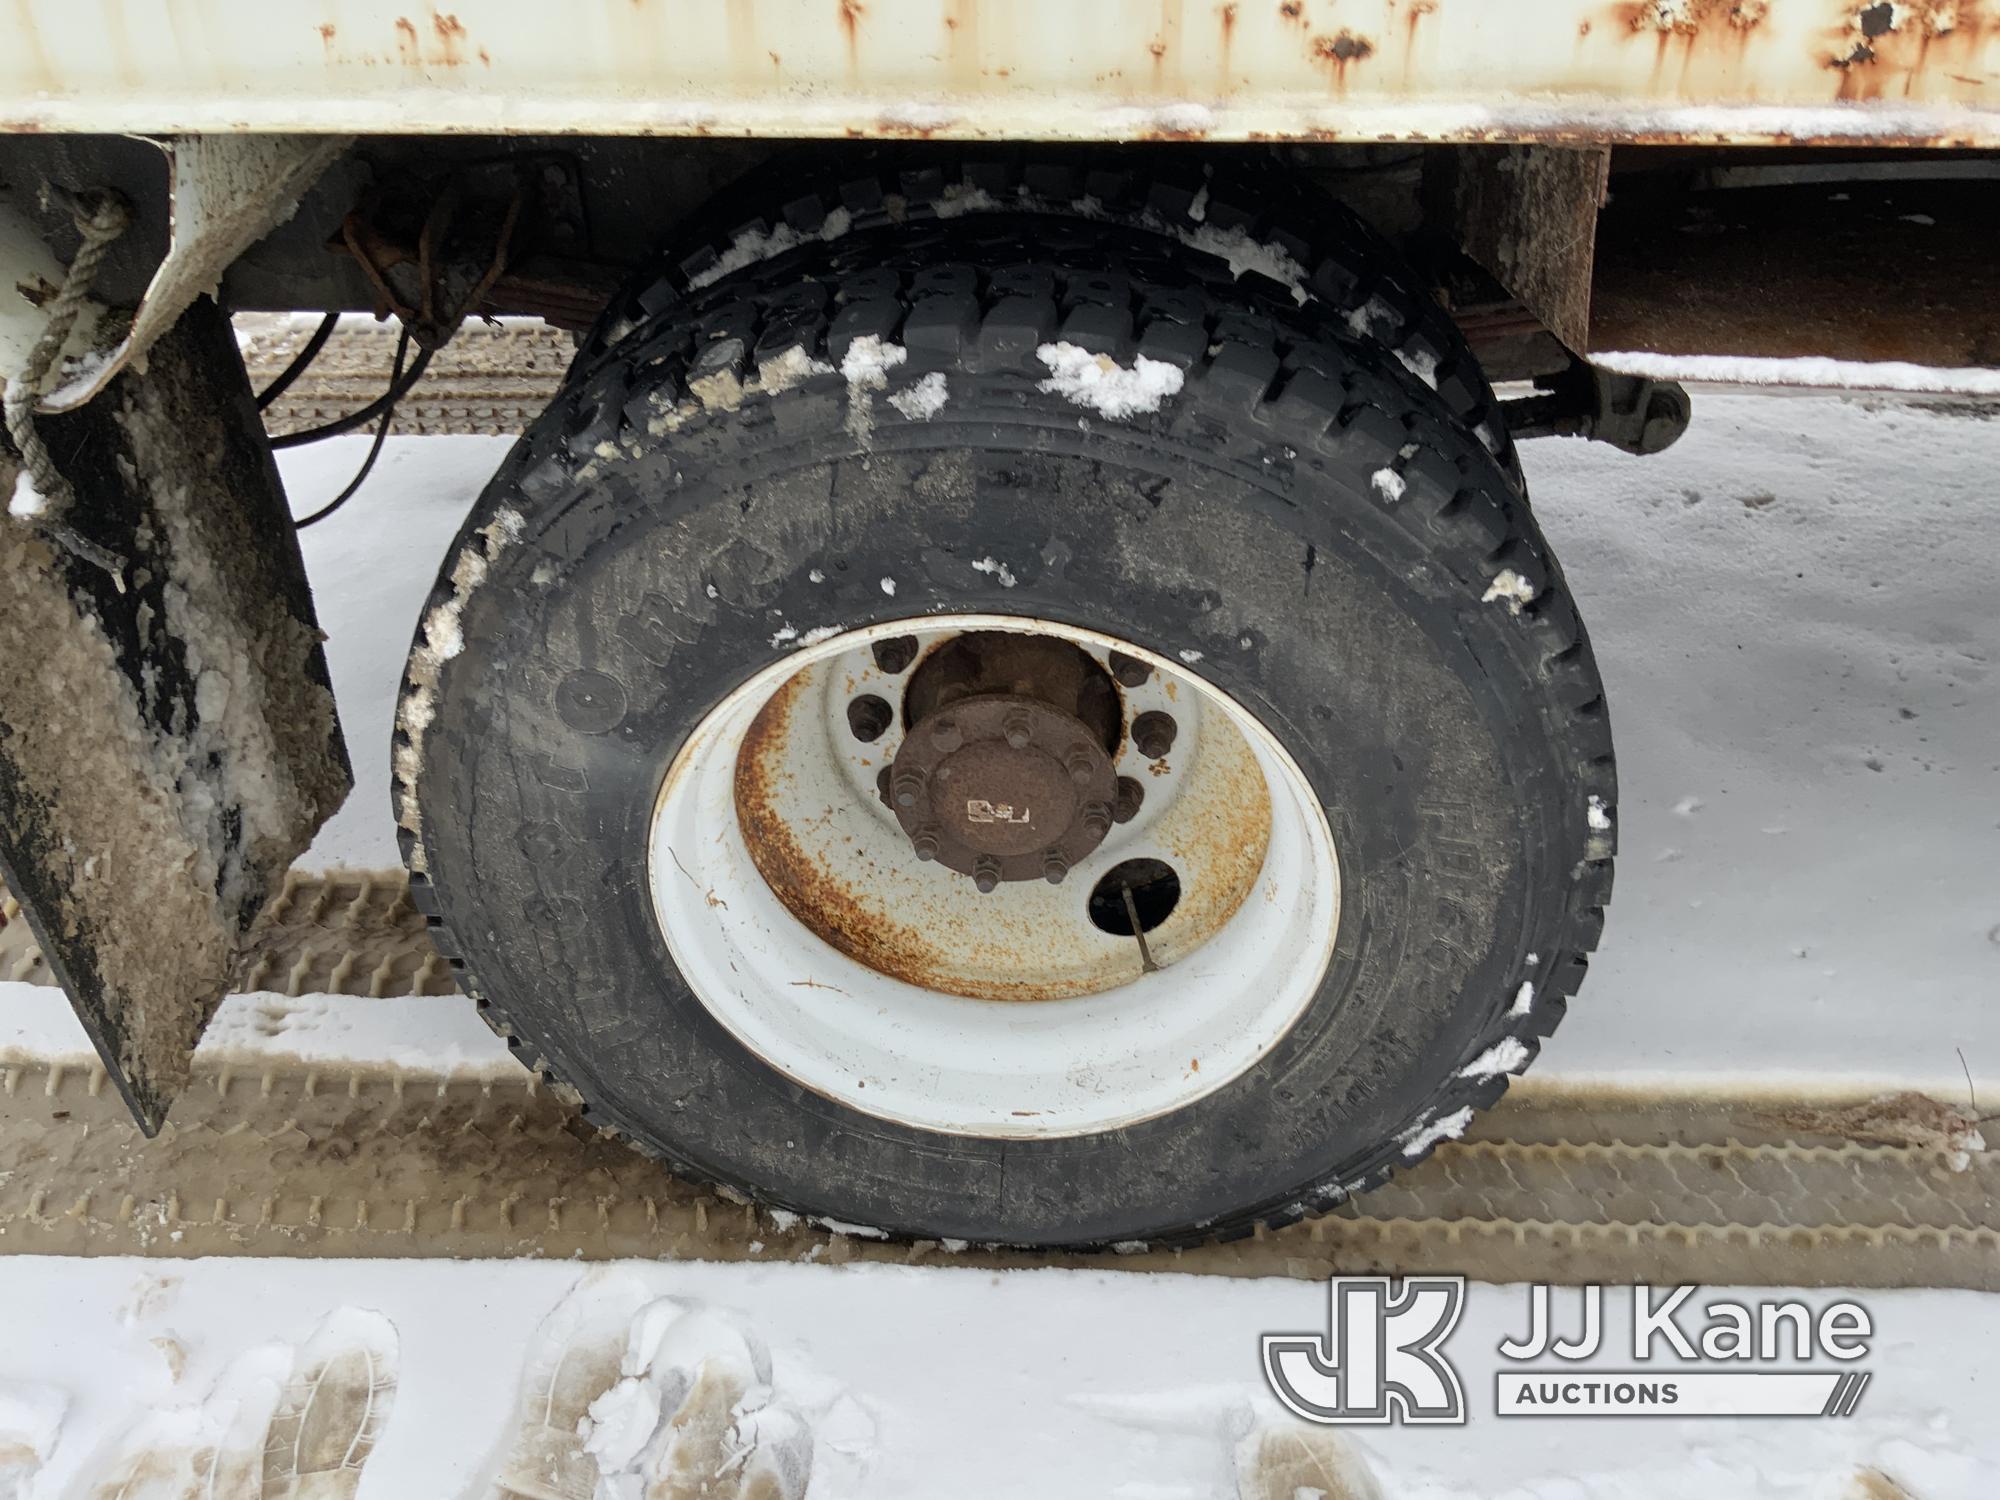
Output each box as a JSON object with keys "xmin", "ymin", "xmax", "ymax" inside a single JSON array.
[
  {"xmin": 1524, "ymin": 394, "xmax": 1998, "ymax": 1095},
  {"xmin": 0, "ymin": 1260, "xmax": 1993, "ymax": 1499},
  {"xmin": 1, "ymin": 392, "xmax": 1996, "ymax": 1497}
]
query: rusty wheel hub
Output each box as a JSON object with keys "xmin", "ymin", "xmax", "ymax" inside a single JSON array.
[
  {"xmin": 888, "ymin": 694, "xmax": 1118, "ymax": 889},
  {"xmin": 886, "ymin": 631, "xmax": 1126, "ymax": 890}
]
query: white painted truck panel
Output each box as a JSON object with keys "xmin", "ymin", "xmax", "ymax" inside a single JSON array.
[{"xmin": 1, "ymin": 0, "xmax": 1997, "ymax": 146}]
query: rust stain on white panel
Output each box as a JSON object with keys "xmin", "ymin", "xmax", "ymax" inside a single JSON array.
[{"xmin": 0, "ymin": 0, "xmax": 1994, "ymax": 145}]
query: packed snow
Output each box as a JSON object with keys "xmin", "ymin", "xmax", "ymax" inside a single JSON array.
[
  {"xmin": 1482, "ymin": 567, "xmax": 1537, "ymax": 613},
  {"xmin": 393, "ymin": 501, "xmax": 526, "ymax": 874},
  {"xmin": 1459, "ymin": 1036, "xmax": 1533, "ymax": 1080},
  {"xmin": 886, "ymin": 371, "xmax": 948, "ymax": 421},
  {"xmin": 757, "ymin": 344, "xmax": 835, "ymax": 395},
  {"xmin": 968, "ymin": 556, "xmax": 1017, "ymax": 588},
  {"xmin": 1396, "ymin": 1104, "xmax": 1477, "ymax": 1157},
  {"xmin": 1594, "ymin": 351, "xmax": 2000, "ymax": 397},
  {"xmin": 687, "ymin": 209, "xmax": 854, "ymax": 291},
  {"xmin": 1342, "ymin": 296, "xmax": 1439, "ymax": 387},
  {"xmin": 839, "ymin": 336, "xmax": 908, "ymax": 445},
  {"xmin": 837, "ymin": 335, "xmax": 906, "ymax": 392},
  {"xmin": 6, "ymin": 471, "xmax": 47, "ymax": 518},
  {"xmin": 1034, "ymin": 342, "xmax": 1185, "ymax": 419},
  {"xmin": 1343, "ymin": 296, "xmax": 1400, "ymax": 344},
  {"xmin": 0, "ymin": 1260, "xmax": 1983, "ymax": 1499},
  {"xmin": 928, "ymin": 184, "xmax": 1000, "ymax": 220},
  {"xmin": 0, "ymin": 1383, "xmax": 64, "ymax": 1497},
  {"xmin": 1176, "ymin": 223, "xmax": 1311, "ymax": 305}
]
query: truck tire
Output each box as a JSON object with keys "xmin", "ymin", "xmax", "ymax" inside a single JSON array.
[
  {"xmin": 576, "ymin": 145, "xmax": 1524, "ymax": 488},
  {"xmin": 397, "ymin": 215, "xmax": 1614, "ymax": 1248}
]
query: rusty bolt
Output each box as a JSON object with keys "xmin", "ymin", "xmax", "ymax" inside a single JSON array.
[
  {"xmin": 1081, "ymin": 801, "xmax": 1113, "ymax": 840},
  {"xmin": 1132, "ymin": 710, "xmax": 1178, "ymax": 759},
  {"xmin": 872, "ymin": 635, "xmax": 920, "ymax": 674},
  {"xmin": 931, "ymin": 716, "xmax": 963, "ymax": 752},
  {"xmin": 1114, "ymin": 776, "xmax": 1145, "ymax": 823},
  {"xmin": 912, "ymin": 827, "xmax": 942, "ymax": 862},
  {"xmin": 1065, "ymin": 746, "xmax": 1096, "ymax": 785},
  {"xmin": 846, "ymin": 694, "xmax": 893, "ymax": 743},
  {"xmin": 1042, "ymin": 850, "xmax": 1070, "ymax": 885},
  {"xmin": 1108, "ymin": 650, "xmax": 1151, "ymax": 688},
  {"xmin": 893, "ymin": 768, "xmax": 927, "ymax": 809},
  {"xmin": 973, "ymin": 855, "xmax": 1001, "ymax": 893},
  {"xmin": 1002, "ymin": 710, "xmax": 1033, "ymax": 750}
]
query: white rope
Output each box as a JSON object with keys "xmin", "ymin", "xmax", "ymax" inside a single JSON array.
[{"xmin": 4, "ymin": 189, "xmax": 131, "ymax": 523}]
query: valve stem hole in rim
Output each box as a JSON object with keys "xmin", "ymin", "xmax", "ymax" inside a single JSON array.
[{"xmin": 1088, "ymin": 859, "xmax": 1182, "ymax": 936}]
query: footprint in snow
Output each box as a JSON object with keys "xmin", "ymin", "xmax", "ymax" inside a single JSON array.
[
  {"xmin": 481, "ymin": 1269, "xmax": 813, "ymax": 1500},
  {"xmin": 1233, "ymin": 1424, "xmax": 1383, "ymax": 1500},
  {"xmin": 1069, "ymin": 1392, "xmax": 1385, "ymax": 1499},
  {"xmin": 84, "ymin": 1307, "xmax": 397, "ymax": 1500},
  {"xmin": 263, "ymin": 1308, "xmax": 399, "ymax": 1499},
  {"xmin": 479, "ymin": 1270, "xmax": 658, "ymax": 1500},
  {"xmin": 0, "ymin": 1381, "xmax": 66, "ymax": 1500}
]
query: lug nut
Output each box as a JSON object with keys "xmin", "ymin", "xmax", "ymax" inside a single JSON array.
[
  {"xmin": 912, "ymin": 828, "xmax": 941, "ymax": 862},
  {"xmin": 973, "ymin": 856, "xmax": 1001, "ymax": 893},
  {"xmin": 876, "ymin": 766, "xmax": 893, "ymax": 806},
  {"xmin": 1002, "ymin": 710, "xmax": 1033, "ymax": 749},
  {"xmin": 1065, "ymin": 747, "xmax": 1096, "ymax": 785},
  {"xmin": 893, "ymin": 768, "xmax": 927, "ymax": 809},
  {"xmin": 1042, "ymin": 850, "xmax": 1070, "ymax": 885},
  {"xmin": 872, "ymin": 635, "xmax": 920, "ymax": 674},
  {"xmin": 1132, "ymin": 710, "xmax": 1178, "ymax": 759},
  {"xmin": 846, "ymin": 694, "xmax": 893, "ymax": 742},
  {"xmin": 1108, "ymin": 650, "xmax": 1151, "ymax": 688},
  {"xmin": 1113, "ymin": 776, "xmax": 1145, "ymax": 823},
  {"xmin": 931, "ymin": 717, "xmax": 963, "ymax": 751},
  {"xmin": 1080, "ymin": 801, "xmax": 1113, "ymax": 840}
]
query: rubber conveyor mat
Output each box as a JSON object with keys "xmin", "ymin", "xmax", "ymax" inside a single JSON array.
[{"xmin": 3, "ymin": 874, "xmax": 1994, "ymax": 1286}]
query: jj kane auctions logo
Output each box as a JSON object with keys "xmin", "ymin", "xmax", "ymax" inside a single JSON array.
[{"xmin": 1263, "ymin": 1278, "xmax": 1874, "ymax": 1424}]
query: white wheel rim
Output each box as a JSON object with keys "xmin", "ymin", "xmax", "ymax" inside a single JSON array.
[{"xmin": 648, "ymin": 616, "xmax": 1339, "ymax": 1139}]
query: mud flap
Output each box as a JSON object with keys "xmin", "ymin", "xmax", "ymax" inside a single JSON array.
[{"xmin": 0, "ymin": 295, "xmax": 350, "ymax": 1132}]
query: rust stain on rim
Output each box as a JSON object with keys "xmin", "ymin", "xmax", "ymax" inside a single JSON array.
[
  {"xmin": 732, "ymin": 666, "xmax": 1084, "ymax": 1001},
  {"xmin": 731, "ymin": 648, "xmax": 1273, "ymax": 1003},
  {"xmin": 732, "ymin": 668, "xmax": 958, "ymax": 996}
]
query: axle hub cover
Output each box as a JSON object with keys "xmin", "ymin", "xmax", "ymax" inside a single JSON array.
[{"xmin": 888, "ymin": 693, "xmax": 1118, "ymax": 885}]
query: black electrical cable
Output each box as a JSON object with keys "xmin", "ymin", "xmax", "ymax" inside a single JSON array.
[
  {"xmin": 253, "ymin": 312, "xmax": 339, "ymax": 411},
  {"xmin": 292, "ymin": 327, "xmax": 413, "ymax": 530},
  {"xmin": 268, "ymin": 339, "xmax": 433, "ymax": 451}
]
